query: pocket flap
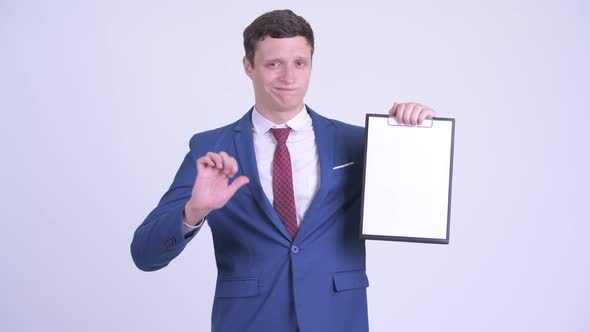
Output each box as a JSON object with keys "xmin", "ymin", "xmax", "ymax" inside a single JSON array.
[
  {"xmin": 215, "ymin": 278, "xmax": 259, "ymax": 298},
  {"xmin": 333, "ymin": 270, "xmax": 369, "ymax": 292}
]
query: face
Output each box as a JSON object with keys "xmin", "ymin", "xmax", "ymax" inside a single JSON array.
[{"xmin": 243, "ymin": 36, "xmax": 312, "ymax": 123}]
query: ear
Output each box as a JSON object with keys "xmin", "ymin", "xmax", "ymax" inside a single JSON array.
[{"xmin": 243, "ymin": 56, "xmax": 254, "ymax": 79}]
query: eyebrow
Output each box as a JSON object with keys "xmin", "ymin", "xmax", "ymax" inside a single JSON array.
[{"xmin": 263, "ymin": 57, "xmax": 311, "ymax": 62}]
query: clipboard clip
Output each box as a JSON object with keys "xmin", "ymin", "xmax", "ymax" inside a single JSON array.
[{"xmin": 387, "ymin": 116, "xmax": 433, "ymax": 128}]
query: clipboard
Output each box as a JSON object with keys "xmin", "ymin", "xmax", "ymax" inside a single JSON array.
[{"xmin": 359, "ymin": 114, "xmax": 455, "ymax": 244}]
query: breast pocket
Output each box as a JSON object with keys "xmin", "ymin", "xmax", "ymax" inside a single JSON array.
[
  {"xmin": 332, "ymin": 161, "xmax": 355, "ymax": 172},
  {"xmin": 331, "ymin": 162, "xmax": 358, "ymax": 189}
]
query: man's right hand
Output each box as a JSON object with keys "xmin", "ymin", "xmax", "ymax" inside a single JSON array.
[{"xmin": 184, "ymin": 151, "xmax": 250, "ymax": 226}]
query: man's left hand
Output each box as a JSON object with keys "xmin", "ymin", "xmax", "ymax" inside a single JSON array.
[{"xmin": 389, "ymin": 102, "xmax": 435, "ymax": 126}]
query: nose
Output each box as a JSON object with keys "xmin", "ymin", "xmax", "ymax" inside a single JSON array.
[{"xmin": 279, "ymin": 64, "xmax": 295, "ymax": 83}]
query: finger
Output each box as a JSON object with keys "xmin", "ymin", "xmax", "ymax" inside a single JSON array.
[
  {"xmin": 207, "ymin": 152, "xmax": 224, "ymax": 169},
  {"xmin": 198, "ymin": 156, "xmax": 215, "ymax": 168},
  {"xmin": 395, "ymin": 103, "xmax": 406, "ymax": 124},
  {"xmin": 228, "ymin": 175, "xmax": 250, "ymax": 196},
  {"xmin": 402, "ymin": 103, "xmax": 416, "ymax": 125},
  {"xmin": 218, "ymin": 151, "xmax": 230, "ymax": 174},
  {"xmin": 389, "ymin": 102, "xmax": 399, "ymax": 116},
  {"xmin": 417, "ymin": 107, "xmax": 435, "ymax": 124},
  {"xmin": 410, "ymin": 104, "xmax": 424, "ymax": 126},
  {"xmin": 228, "ymin": 156, "xmax": 239, "ymax": 177},
  {"xmin": 426, "ymin": 108, "xmax": 436, "ymax": 118},
  {"xmin": 218, "ymin": 151, "xmax": 238, "ymax": 176}
]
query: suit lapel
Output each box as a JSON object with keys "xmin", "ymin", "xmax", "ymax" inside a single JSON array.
[
  {"xmin": 233, "ymin": 109, "xmax": 292, "ymax": 241},
  {"xmin": 295, "ymin": 106, "xmax": 336, "ymax": 242}
]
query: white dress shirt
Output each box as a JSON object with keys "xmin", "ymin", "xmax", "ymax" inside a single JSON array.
[
  {"xmin": 251, "ymin": 106, "xmax": 320, "ymax": 226},
  {"xmin": 183, "ymin": 106, "xmax": 320, "ymax": 233}
]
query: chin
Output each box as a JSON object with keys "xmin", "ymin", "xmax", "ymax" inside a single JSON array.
[
  {"xmin": 279, "ymin": 104, "xmax": 304, "ymax": 112},
  {"xmin": 274, "ymin": 99, "xmax": 304, "ymax": 110}
]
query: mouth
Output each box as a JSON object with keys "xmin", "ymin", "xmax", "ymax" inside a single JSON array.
[{"xmin": 272, "ymin": 87, "xmax": 297, "ymax": 93}]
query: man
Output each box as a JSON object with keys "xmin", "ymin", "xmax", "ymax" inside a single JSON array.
[{"xmin": 131, "ymin": 9, "xmax": 434, "ymax": 332}]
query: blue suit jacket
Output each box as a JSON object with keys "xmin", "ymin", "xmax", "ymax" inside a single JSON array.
[{"xmin": 131, "ymin": 106, "xmax": 369, "ymax": 332}]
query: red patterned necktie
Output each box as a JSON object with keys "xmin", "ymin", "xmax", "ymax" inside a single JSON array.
[{"xmin": 271, "ymin": 128, "xmax": 298, "ymax": 239}]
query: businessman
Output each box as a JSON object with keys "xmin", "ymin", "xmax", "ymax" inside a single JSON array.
[{"xmin": 131, "ymin": 9, "xmax": 434, "ymax": 332}]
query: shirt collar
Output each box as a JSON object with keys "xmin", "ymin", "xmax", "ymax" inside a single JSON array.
[{"xmin": 251, "ymin": 105, "xmax": 311, "ymax": 133}]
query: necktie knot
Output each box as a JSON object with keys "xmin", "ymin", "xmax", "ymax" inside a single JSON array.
[{"xmin": 271, "ymin": 128, "xmax": 291, "ymax": 145}]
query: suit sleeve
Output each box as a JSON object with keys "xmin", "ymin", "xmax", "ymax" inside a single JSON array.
[{"xmin": 130, "ymin": 136, "xmax": 201, "ymax": 272}]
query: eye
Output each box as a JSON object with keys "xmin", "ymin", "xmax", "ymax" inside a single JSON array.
[
  {"xmin": 296, "ymin": 61, "xmax": 306, "ymax": 67},
  {"xmin": 267, "ymin": 62, "xmax": 280, "ymax": 68}
]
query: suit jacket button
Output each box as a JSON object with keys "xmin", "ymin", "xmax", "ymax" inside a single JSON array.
[{"xmin": 291, "ymin": 245, "xmax": 299, "ymax": 254}]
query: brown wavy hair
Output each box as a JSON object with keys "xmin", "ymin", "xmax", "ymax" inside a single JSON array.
[{"xmin": 243, "ymin": 9, "xmax": 314, "ymax": 67}]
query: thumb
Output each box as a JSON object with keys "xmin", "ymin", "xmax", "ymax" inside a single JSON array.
[
  {"xmin": 391, "ymin": 102, "xmax": 398, "ymax": 115},
  {"xmin": 228, "ymin": 175, "xmax": 250, "ymax": 195}
]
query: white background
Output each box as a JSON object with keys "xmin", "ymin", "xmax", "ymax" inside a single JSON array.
[{"xmin": 1, "ymin": 0, "xmax": 588, "ymax": 331}]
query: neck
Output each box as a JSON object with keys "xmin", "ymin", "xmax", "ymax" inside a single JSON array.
[{"xmin": 255, "ymin": 104, "xmax": 304, "ymax": 125}]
